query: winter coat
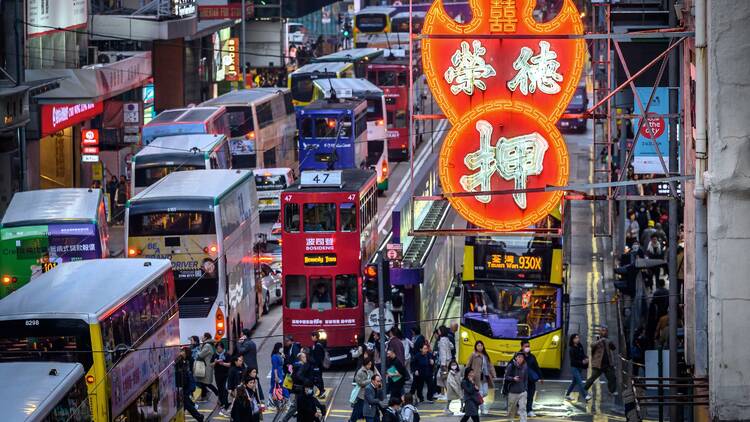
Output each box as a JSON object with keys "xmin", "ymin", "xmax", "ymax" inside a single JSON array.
[
  {"xmin": 445, "ymin": 369, "xmax": 463, "ymax": 401},
  {"xmin": 238, "ymin": 338, "xmax": 258, "ymax": 371},
  {"xmin": 382, "ymin": 407, "xmax": 402, "ymax": 422},
  {"xmin": 310, "ymin": 341, "xmax": 325, "ymax": 370},
  {"xmin": 227, "ymin": 364, "xmax": 245, "ymax": 391},
  {"xmin": 467, "ymin": 352, "xmax": 496, "ymax": 386},
  {"xmin": 297, "ymin": 393, "xmax": 325, "ymax": 422},
  {"xmin": 437, "ymin": 336, "xmax": 453, "ymax": 367},
  {"xmin": 230, "ymin": 397, "xmax": 256, "ymax": 422},
  {"xmin": 363, "ymin": 383, "xmax": 385, "ymax": 418},
  {"xmin": 355, "ymin": 366, "xmax": 376, "ymax": 400},
  {"xmin": 569, "ymin": 343, "xmax": 589, "ymax": 369},
  {"xmin": 461, "ymin": 379, "xmax": 481, "ymax": 416},
  {"xmin": 387, "ymin": 336, "xmax": 405, "ymax": 365},
  {"xmin": 413, "ymin": 352, "xmax": 433, "ymax": 378},
  {"xmin": 521, "ymin": 351, "xmax": 542, "ymax": 383},
  {"xmin": 590, "ymin": 337, "xmax": 616, "ymax": 369},
  {"xmin": 195, "ymin": 341, "xmax": 215, "ymax": 385}
]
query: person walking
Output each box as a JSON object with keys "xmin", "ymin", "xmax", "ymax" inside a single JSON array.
[
  {"xmin": 363, "ymin": 374, "xmax": 386, "ymax": 422},
  {"xmin": 247, "ymin": 367, "xmax": 265, "ymax": 403},
  {"xmin": 189, "ymin": 335, "xmax": 201, "ymax": 361},
  {"xmin": 350, "ymin": 358, "xmax": 378, "ymax": 422},
  {"xmin": 283, "ymin": 335, "xmax": 302, "ymax": 373},
  {"xmin": 271, "ymin": 342, "xmax": 287, "ymax": 400},
  {"xmin": 460, "ymin": 367, "xmax": 481, "ymax": 422},
  {"xmin": 369, "ymin": 331, "xmax": 382, "ymax": 367},
  {"xmin": 387, "ymin": 328, "xmax": 406, "ymax": 366},
  {"xmin": 584, "ymin": 327, "xmax": 618, "ymax": 395},
  {"xmin": 519, "ymin": 340, "xmax": 542, "ymax": 417},
  {"xmin": 238, "ymin": 329, "xmax": 258, "ymax": 373},
  {"xmin": 245, "ymin": 377, "xmax": 264, "ymax": 422},
  {"xmin": 227, "ymin": 355, "xmax": 246, "ymax": 400},
  {"xmin": 400, "ymin": 394, "xmax": 418, "ymax": 422},
  {"xmin": 381, "ymin": 396, "xmax": 403, "ymax": 422},
  {"xmin": 310, "ymin": 331, "xmax": 327, "ymax": 398},
  {"xmin": 412, "ymin": 343, "xmax": 436, "ymax": 403},
  {"xmin": 467, "ymin": 341, "xmax": 496, "ymax": 415},
  {"xmin": 504, "ymin": 353, "xmax": 528, "ymax": 422},
  {"xmin": 444, "ymin": 359, "xmax": 462, "ymax": 415},
  {"xmin": 565, "ymin": 334, "xmax": 591, "ymax": 402},
  {"xmin": 280, "ymin": 352, "xmax": 313, "ymax": 422},
  {"xmin": 195, "ymin": 333, "xmax": 220, "ymax": 402},
  {"xmin": 297, "ymin": 381, "xmax": 326, "ymax": 422},
  {"xmin": 175, "ymin": 347, "xmax": 204, "ymax": 422},
  {"xmin": 385, "ymin": 348, "xmax": 408, "ymax": 398},
  {"xmin": 213, "ymin": 342, "xmax": 232, "ymax": 415},
  {"xmin": 231, "ymin": 384, "xmax": 260, "ymax": 422},
  {"xmin": 435, "ymin": 327, "xmax": 453, "ymax": 399}
]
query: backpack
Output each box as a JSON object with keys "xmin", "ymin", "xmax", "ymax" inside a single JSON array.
[
  {"xmin": 322, "ymin": 348, "xmax": 331, "ymax": 369},
  {"xmin": 401, "ymin": 404, "xmax": 420, "ymax": 422}
]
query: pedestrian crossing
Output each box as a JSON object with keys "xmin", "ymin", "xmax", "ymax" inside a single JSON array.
[{"xmin": 186, "ymin": 387, "xmax": 335, "ymax": 421}]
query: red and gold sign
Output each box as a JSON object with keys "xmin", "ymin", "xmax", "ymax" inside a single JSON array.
[{"xmin": 422, "ymin": 0, "xmax": 585, "ymax": 231}]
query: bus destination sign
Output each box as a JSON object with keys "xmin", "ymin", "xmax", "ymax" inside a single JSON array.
[
  {"xmin": 473, "ymin": 244, "xmax": 552, "ymax": 281},
  {"xmin": 304, "ymin": 253, "xmax": 337, "ymax": 266}
]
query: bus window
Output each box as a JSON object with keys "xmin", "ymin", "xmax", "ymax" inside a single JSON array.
[
  {"xmin": 386, "ymin": 111, "xmax": 395, "ymax": 129},
  {"xmin": 315, "ymin": 118, "xmax": 339, "ymax": 138},
  {"xmin": 378, "ymin": 71, "xmax": 397, "ymax": 86},
  {"xmin": 128, "ymin": 211, "xmax": 216, "ymax": 237},
  {"xmin": 257, "ymin": 102, "xmax": 274, "ymax": 129},
  {"xmin": 135, "ymin": 165, "xmax": 201, "ymax": 188},
  {"xmin": 284, "ymin": 203, "xmax": 300, "ymax": 232},
  {"xmin": 340, "ymin": 202, "xmax": 357, "ymax": 232},
  {"xmin": 0, "ymin": 318, "xmax": 93, "ymax": 370},
  {"xmin": 366, "ymin": 99, "xmax": 384, "ymax": 121},
  {"xmin": 397, "ymin": 71, "xmax": 408, "ymax": 86},
  {"xmin": 291, "ymin": 76, "xmax": 315, "ymax": 104},
  {"xmin": 256, "ymin": 174, "xmax": 288, "ymax": 191},
  {"xmin": 309, "ymin": 276, "xmax": 333, "ymax": 310},
  {"xmin": 301, "ymin": 117, "xmax": 314, "ymax": 138},
  {"xmin": 285, "ymin": 275, "xmax": 307, "ymax": 308},
  {"xmin": 225, "ymin": 106, "xmax": 255, "ymax": 138},
  {"xmin": 303, "ymin": 203, "xmax": 336, "ymax": 232},
  {"xmin": 395, "ymin": 111, "xmax": 407, "ymax": 128},
  {"xmin": 335, "ymin": 274, "xmax": 358, "ymax": 308}
]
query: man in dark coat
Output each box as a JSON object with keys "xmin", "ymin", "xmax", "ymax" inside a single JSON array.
[
  {"xmin": 237, "ymin": 328, "xmax": 258, "ymax": 371},
  {"xmin": 363, "ymin": 374, "xmax": 386, "ymax": 422},
  {"xmin": 520, "ymin": 340, "xmax": 542, "ymax": 417},
  {"xmin": 310, "ymin": 331, "xmax": 326, "ymax": 398},
  {"xmin": 504, "ymin": 352, "xmax": 528, "ymax": 422}
]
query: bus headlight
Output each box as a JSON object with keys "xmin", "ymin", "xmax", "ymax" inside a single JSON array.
[
  {"xmin": 461, "ymin": 331, "xmax": 469, "ymax": 342},
  {"xmin": 552, "ymin": 334, "xmax": 560, "ymax": 346},
  {"xmin": 318, "ymin": 330, "xmax": 327, "ymax": 341}
]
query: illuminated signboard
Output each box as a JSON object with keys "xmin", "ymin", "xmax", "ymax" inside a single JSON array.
[
  {"xmin": 222, "ymin": 38, "xmax": 241, "ymax": 82},
  {"xmin": 472, "ymin": 239, "xmax": 553, "ymax": 281},
  {"xmin": 304, "ymin": 253, "xmax": 337, "ymax": 266},
  {"xmin": 422, "ymin": 0, "xmax": 585, "ymax": 231}
]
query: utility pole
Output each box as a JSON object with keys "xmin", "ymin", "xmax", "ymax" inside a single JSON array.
[
  {"xmin": 618, "ymin": 114, "xmax": 628, "ymax": 255},
  {"xmin": 667, "ymin": 2, "xmax": 681, "ymax": 421},
  {"xmin": 377, "ymin": 254, "xmax": 387, "ymax": 377},
  {"xmin": 241, "ymin": 0, "xmax": 247, "ymax": 88}
]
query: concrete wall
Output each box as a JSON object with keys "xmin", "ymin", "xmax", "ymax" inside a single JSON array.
[{"xmin": 707, "ymin": 2, "xmax": 750, "ymax": 419}]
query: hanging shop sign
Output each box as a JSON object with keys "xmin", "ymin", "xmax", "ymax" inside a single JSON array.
[
  {"xmin": 40, "ymin": 102, "xmax": 104, "ymax": 136},
  {"xmin": 171, "ymin": 0, "xmax": 197, "ymax": 18},
  {"xmin": 422, "ymin": 0, "xmax": 585, "ymax": 231},
  {"xmin": 222, "ymin": 38, "xmax": 241, "ymax": 82},
  {"xmin": 27, "ymin": 0, "xmax": 88, "ymax": 38},
  {"xmin": 81, "ymin": 129, "xmax": 100, "ymax": 163},
  {"xmin": 199, "ymin": 3, "xmax": 254, "ymax": 20}
]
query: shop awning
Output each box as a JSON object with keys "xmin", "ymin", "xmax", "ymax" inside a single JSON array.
[{"xmin": 26, "ymin": 52, "xmax": 152, "ymax": 104}]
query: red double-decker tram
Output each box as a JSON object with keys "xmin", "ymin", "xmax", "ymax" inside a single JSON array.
[
  {"xmin": 366, "ymin": 54, "xmax": 423, "ymax": 161},
  {"xmin": 280, "ymin": 169, "xmax": 379, "ymax": 361}
]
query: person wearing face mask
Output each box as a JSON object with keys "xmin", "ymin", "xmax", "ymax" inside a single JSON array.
[
  {"xmin": 444, "ymin": 359, "xmax": 463, "ymax": 415},
  {"xmin": 519, "ymin": 341, "xmax": 542, "ymax": 417}
]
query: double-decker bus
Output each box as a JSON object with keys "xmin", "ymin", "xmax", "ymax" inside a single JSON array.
[
  {"xmin": 0, "ymin": 188, "xmax": 109, "ymax": 298},
  {"xmin": 142, "ymin": 106, "xmax": 231, "ymax": 145},
  {"xmin": 366, "ymin": 55, "xmax": 424, "ymax": 161},
  {"xmin": 312, "ymin": 48, "xmax": 384, "ymax": 78},
  {"xmin": 280, "ymin": 169, "xmax": 379, "ymax": 361},
  {"xmin": 1, "ymin": 362, "xmax": 92, "ymax": 421},
  {"xmin": 0, "ymin": 259, "xmax": 182, "ymax": 421},
  {"xmin": 353, "ymin": 6, "xmax": 397, "ymax": 47},
  {"xmin": 200, "ymin": 88, "xmax": 297, "ymax": 170},
  {"xmin": 288, "ymin": 62, "xmax": 355, "ymax": 107},
  {"xmin": 131, "ymin": 134, "xmax": 231, "ymax": 195},
  {"xmin": 459, "ymin": 213, "xmax": 568, "ymax": 370},
  {"xmin": 125, "ymin": 169, "xmax": 261, "ymax": 342}
]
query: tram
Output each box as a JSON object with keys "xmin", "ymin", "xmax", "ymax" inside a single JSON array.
[
  {"xmin": 280, "ymin": 169, "xmax": 379, "ymax": 362},
  {"xmin": 459, "ymin": 211, "xmax": 569, "ymax": 370}
]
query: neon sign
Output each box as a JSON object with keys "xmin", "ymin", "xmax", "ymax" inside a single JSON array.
[{"xmin": 422, "ymin": 0, "xmax": 585, "ymax": 231}]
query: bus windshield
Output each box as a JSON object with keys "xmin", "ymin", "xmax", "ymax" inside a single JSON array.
[
  {"xmin": 291, "ymin": 76, "xmax": 316, "ymax": 103},
  {"xmin": 373, "ymin": 70, "xmax": 407, "ymax": 86},
  {"xmin": 303, "ymin": 203, "xmax": 337, "ymax": 232},
  {"xmin": 0, "ymin": 318, "xmax": 93, "ymax": 369},
  {"xmin": 128, "ymin": 211, "xmax": 216, "ymax": 237},
  {"xmin": 135, "ymin": 165, "xmax": 202, "ymax": 188},
  {"xmin": 255, "ymin": 174, "xmax": 288, "ymax": 191},
  {"xmin": 356, "ymin": 14, "xmax": 387, "ymax": 32},
  {"xmin": 225, "ymin": 106, "xmax": 255, "ymax": 138},
  {"xmin": 366, "ymin": 99, "xmax": 383, "ymax": 121},
  {"xmin": 462, "ymin": 282, "xmax": 561, "ymax": 339}
]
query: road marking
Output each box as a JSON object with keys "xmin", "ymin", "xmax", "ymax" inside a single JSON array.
[{"xmin": 378, "ymin": 119, "xmax": 449, "ymax": 234}]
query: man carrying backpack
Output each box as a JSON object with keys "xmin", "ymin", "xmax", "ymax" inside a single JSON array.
[
  {"xmin": 504, "ymin": 353, "xmax": 528, "ymax": 422},
  {"xmin": 310, "ymin": 331, "xmax": 327, "ymax": 398}
]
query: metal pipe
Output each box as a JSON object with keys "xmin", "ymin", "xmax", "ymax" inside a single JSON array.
[{"xmin": 241, "ymin": 0, "xmax": 246, "ymax": 87}]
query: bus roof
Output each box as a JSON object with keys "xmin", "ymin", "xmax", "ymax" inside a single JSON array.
[
  {"xmin": 313, "ymin": 78, "xmax": 383, "ymax": 99},
  {"xmin": 284, "ymin": 169, "xmax": 375, "ymax": 193},
  {"xmin": 1, "ymin": 188, "xmax": 101, "ymax": 228},
  {"xmin": 129, "ymin": 169, "xmax": 253, "ymax": 203},
  {"xmin": 393, "ymin": 11, "xmax": 426, "ymax": 19},
  {"xmin": 0, "ymin": 362, "xmax": 85, "ymax": 422},
  {"xmin": 300, "ymin": 98, "xmax": 367, "ymax": 113},
  {"xmin": 146, "ymin": 106, "xmax": 225, "ymax": 126},
  {"xmin": 134, "ymin": 134, "xmax": 227, "ymax": 162},
  {"xmin": 201, "ymin": 88, "xmax": 288, "ymax": 107},
  {"xmin": 0, "ymin": 259, "xmax": 171, "ymax": 322},
  {"xmin": 357, "ymin": 6, "xmax": 397, "ymax": 14},
  {"xmin": 312, "ymin": 48, "xmax": 384, "ymax": 63},
  {"xmin": 292, "ymin": 62, "xmax": 352, "ymax": 75}
]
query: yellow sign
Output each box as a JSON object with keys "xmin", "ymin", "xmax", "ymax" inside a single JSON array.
[
  {"xmin": 304, "ymin": 253, "xmax": 337, "ymax": 266},
  {"xmin": 92, "ymin": 162, "xmax": 103, "ymax": 180},
  {"xmin": 486, "ymin": 253, "xmax": 542, "ymax": 271}
]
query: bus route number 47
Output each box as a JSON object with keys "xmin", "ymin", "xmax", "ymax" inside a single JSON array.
[{"xmin": 300, "ymin": 170, "xmax": 342, "ymax": 187}]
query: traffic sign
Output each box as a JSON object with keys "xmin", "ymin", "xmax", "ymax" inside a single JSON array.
[{"xmin": 368, "ymin": 308, "xmax": 395, "ymax": 334}]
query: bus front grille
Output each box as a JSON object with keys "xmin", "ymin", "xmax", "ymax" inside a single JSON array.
[{"xmin": 177, "ymin": 297, "xmax": 215, "ymax": 318}]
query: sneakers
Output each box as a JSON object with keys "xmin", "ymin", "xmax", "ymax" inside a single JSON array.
[
  {"xmin": 527, "ymin": 411, "xmax": 537, "ymax": 417},
  {"xmin": 612, "ymin": 391, "xmax": 620, "ymax": 397},
  {"xmin": 434, "ymin": 394, "xmax": 447, "ymax": 400},
  {"xmin": 219, "ymin": 408, "xmax": 231, "ymax": 417},
  {"xmin": 585, "ymin": 394, "xmax": 592, "ymax": 401},
  {"xmin": 443, "ymin": 409, "xmax": 453, "ymax": 415}
]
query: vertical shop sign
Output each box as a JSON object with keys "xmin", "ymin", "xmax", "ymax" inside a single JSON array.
[
  {"xmin": 222, "ymin": 38, "xmax": 241, "ymax": 81},
  {"xmin": 422, "ymin": 0, "xmax": 585, "ymax": 231}
]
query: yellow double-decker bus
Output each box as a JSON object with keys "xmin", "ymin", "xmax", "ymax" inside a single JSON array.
[
  {"xmin": 0, "ymin": 259, "xmax": 183, "ymax": 421},
  {"xmin": 458, "ymin": 214, "xmax": 568, "ymax": 370}
]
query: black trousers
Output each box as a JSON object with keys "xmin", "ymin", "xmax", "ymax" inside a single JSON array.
[
  {"xmin": 215, "ymin": 372, "xmax": 230, "ymax": 408},
  {"xmin": 526, "ymin": 381, "xmax": 536, "ymax": 412},
  {"xmin": 460, "ymin": 415, "xmax": 479, "ymax": 422},
  {"xmin": 198, "ymin": 382, "xmax": 219, "ymax": 400},
  {"xmin": 313, "ymin": 368, "xmax": 325, "ymax": 395},
  {"xmin": 411, "ymin": 374, "xmax": 435, "ymax": 401},
  {"xmin": 183, "ymin": 392, "xmax": 203, "ymax": 421},
  {"xmin": 387, "ymin": 378, "xmax": 405, "ymax": 398}
]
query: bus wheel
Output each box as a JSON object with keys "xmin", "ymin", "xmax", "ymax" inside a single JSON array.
[{"xmin": 263, "ymin": 293, "xmax": 270, "ymax": 315}]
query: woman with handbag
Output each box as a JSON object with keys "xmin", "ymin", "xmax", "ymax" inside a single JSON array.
[
  {"xmin": 271, "ymin": 342, "xmax": 288, "ymax": 400},
  {"xmin": 460, "ymin": 367, "xmax": 482, "ymax": 422},
  {"xmin": 195, "ymin": 332, "xmax": 220, "ymax": 402},
  {"xmin": 349, "ymin": 358, "xmax": 378, "ymax": 422},
  {"xmin": 231, "ymin": 383, "xmax": 261, "ymax": 422},
  {"xmin": 467, "ymin": 341, "xmax": 496, "ymax": 414},
  {"xmin": 565, "ymin": 334, "xmax": 592, "ymax": 402}
]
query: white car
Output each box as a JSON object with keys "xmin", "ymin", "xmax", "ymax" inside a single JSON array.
[{"xmin": 260, "ymin": 263, "xmax": 282, "ymax": 314}]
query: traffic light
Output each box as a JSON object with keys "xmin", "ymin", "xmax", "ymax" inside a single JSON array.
[
  {"xmin": 364, "ymin": 263, "xmax": 379, "ymax": 303},
  {"xmin": 342, "ymin": 23, "xmax": 352, "ymax": 39}
]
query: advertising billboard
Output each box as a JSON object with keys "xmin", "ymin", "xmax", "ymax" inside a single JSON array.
[{"xmin": 27, "ymin": 0, "xmax": 88, "ymax": 37}]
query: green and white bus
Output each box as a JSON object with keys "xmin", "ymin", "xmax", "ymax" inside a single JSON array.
[
  {"xmin": 0, "ymin": 188, "xmax": 109, "ymax": 298},
  {"xmin": 126, "ymin": 169, "xmax": 262, "ymax": 342}
]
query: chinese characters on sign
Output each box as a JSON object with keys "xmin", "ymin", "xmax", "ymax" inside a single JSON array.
[
  {"xmin": 304, "ymin": 237, "xmax": 335, "ymax": 252},
  {"xmin": 422, "ymin": 0, "xmax": 585, "ymax": 231},
  {"xmin": 486, "ymin": 253, "xmax": 543, "ymax": 271}
]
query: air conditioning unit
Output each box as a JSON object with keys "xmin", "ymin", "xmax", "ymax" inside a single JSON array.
[{"xmin": 96, "ymin": 51, "xmax": 139, "ymax": 65}]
